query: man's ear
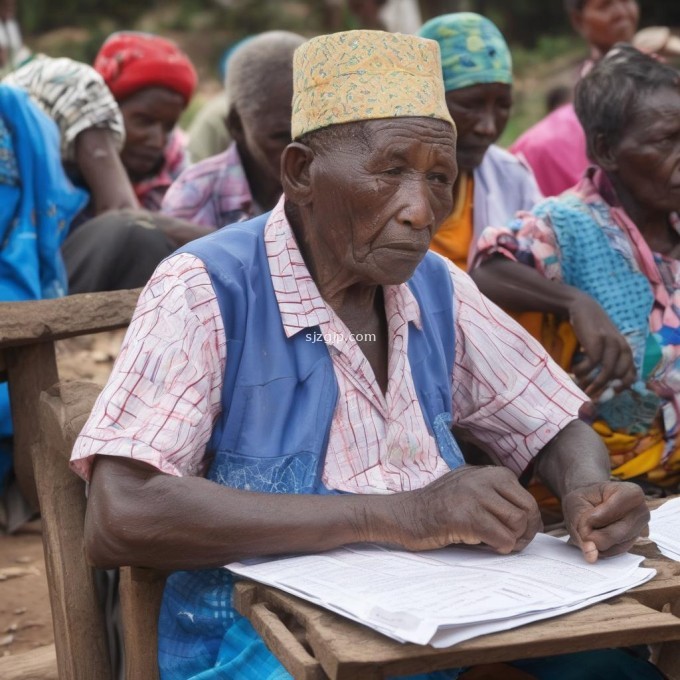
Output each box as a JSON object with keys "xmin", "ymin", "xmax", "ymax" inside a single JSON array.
[
  {"xmin": 591, "ymin": 132, "xmax": 618, "ymax": 172},
  {"xmin": 226, "ymin": 106, "xmax": 244, "ymax": 144},
  {"xmin": 281, "ymin": 142, "xmax": 314, "ymax": 206}
]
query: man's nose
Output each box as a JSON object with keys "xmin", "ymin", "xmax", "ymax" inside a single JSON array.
[{"xmin": 397, "ymin": 178, "xmax": 436, "ymax": 231}]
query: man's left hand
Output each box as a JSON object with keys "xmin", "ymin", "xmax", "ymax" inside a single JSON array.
[{"xmin": 562, "ymin": 481, "xmax": 649, "ymax": 563}]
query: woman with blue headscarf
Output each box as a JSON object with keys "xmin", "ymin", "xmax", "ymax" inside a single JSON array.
[{"xmin": 418, "ymin": 13, "xmax": 542, "ymax": 271}]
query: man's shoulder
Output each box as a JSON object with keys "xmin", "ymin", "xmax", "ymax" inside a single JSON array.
[{"xmin": 179, "ymin": 213, "xmax": 270, "ymax": 265}]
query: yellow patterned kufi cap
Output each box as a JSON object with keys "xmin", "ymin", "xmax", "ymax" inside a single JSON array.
[{"xmin": 291, "ymin": 30, "xmax": 455, "ymax": 139}]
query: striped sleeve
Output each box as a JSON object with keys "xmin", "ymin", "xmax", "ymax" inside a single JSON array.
[
  {"xmin": 70, "ymin": 253, "xmax": 226, "ymax": 482},
  {"xmin": 448, "ymin": 261, "xmax": 588, "ymax": 476}
]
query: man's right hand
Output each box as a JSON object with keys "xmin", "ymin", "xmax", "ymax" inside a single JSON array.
[{"xmin": 387, "ymin": 466, "xmax": 542, "ymax": 554}]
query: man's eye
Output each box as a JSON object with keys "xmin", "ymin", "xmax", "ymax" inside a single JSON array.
[
  {"xmin": 429, "ymin": 173, "xmax": 452, "ymax": 184},
  {"xmin": 384, "ymin": 167, "xmax": 403, "ymax": 176}
]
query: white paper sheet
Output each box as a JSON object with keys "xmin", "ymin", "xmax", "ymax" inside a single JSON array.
[
  {"xmin": 227, "ymin": 533, "xmax": 655, "ymax": 647},
  {"xmin": 650, "ymin": 497, "xmax": 680, "ymax": 561}
]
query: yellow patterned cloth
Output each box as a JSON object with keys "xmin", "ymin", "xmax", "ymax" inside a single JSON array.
[{"xmin": 291, "ymin": 30, "xmax": 454, "ymax": 139}]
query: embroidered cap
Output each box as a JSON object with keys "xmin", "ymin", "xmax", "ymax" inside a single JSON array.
[{"xmin": 291, "ymin": 30, "xmax": 454, "ymax": 139}]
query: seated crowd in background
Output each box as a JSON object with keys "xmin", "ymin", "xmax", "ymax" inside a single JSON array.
[
  {"xmin": 417, "ymin": 12, "xmax": 542, "ymax": 270},
  {"xmin": 3, "ymin": 30, "xmax": 212, "ymax": 295}
]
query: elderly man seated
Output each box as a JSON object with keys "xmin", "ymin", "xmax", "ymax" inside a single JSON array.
[{"xmin": 74, "ymin": 31, "xmax": 659, "ymax": 680}]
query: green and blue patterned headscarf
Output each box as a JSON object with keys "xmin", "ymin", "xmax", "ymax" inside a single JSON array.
[{"xmin": 418, "ymin": 12, "xmax": 512, "ymax": 92}]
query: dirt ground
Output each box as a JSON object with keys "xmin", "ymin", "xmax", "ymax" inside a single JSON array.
[
  {"xmin": 0, "ymin": 331, "xmax": 122, "ymax": 662},
  {"xmin": 0, "ymin": 520, "xmax": 52, "ymax": 658}
]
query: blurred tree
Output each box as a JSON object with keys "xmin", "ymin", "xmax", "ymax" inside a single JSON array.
[
  {"xmin": 17, "ymin": 0, "xmax": 680, "ymax": 45},
  {"xmin": 18, "ymin": 0, "xmax": 152, "ymax": 33}
]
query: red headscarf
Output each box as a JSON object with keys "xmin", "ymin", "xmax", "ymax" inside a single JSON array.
[{"xmin": 94, "ymin": 31, "xmax": 197, "ymax": 103}]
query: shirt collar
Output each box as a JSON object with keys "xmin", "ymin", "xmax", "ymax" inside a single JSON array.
[{"xmin": 264, "ymin": 198, "xmax": 422, "ymax": 338}]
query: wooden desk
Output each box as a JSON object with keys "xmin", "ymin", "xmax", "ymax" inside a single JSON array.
[{"xmin": 234, "ymin": 538, "xmax": 680, "ymax": 680}]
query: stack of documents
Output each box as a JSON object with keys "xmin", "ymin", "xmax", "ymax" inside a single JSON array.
[
  {"xmin": 650, "ymin": 496, "xmax": 680, "ymax": 561},
  {"xmin": 227, "ymin": 533, "xmax": 654, "ymax": 648}
]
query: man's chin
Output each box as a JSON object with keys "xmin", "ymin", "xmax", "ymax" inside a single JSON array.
[{"xmin": 375, "ymin": 251, "xmax": 428, "ymax": 284}]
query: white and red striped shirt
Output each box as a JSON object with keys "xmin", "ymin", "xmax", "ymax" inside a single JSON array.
[{"xmin": 71, "ymin": 199, "xmax": 587, "ymax": 494}]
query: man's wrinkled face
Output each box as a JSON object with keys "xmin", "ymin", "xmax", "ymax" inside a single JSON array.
[{"xmin": 306, "ymin": 117, "xmax": 457, "ymax": 285}]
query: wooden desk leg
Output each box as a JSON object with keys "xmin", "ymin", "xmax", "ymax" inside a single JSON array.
[
  {"xmin": 657, "ymin": 598, "xmax": 680, "ymax": 680},
  {"xmin": 6, "ymin": 343, "xmax": 59, "ymax": 510},
  {"xmin": 234, "ymin": 583, "xmax": 329, "ymax": 680}
]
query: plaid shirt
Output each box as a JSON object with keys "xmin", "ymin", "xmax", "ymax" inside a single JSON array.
[
  {"xmin": 72, "ymin": 198, "xmax": 586, "ymax": 491},
  {"xmin": 161, "ymin": 142, "xmax": 260, "ymax": 228}
]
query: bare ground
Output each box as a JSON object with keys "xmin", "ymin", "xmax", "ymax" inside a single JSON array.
[{"xmin": 0, "ymin": 331, "xmax": 122, "ymax": 661}]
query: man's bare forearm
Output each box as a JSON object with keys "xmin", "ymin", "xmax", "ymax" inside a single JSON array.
[
  {"xmin": 534, "ymin": 419, "xmax": 611, "ymax": 499},
  {"xmin": 85, "ymin": 457, "xmax": 394, "ymax": 570}
]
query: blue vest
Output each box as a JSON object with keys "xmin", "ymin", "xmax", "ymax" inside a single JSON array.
[{"xmin": 157, "ymin": 213, "xmax": 463, "ymax": 678}]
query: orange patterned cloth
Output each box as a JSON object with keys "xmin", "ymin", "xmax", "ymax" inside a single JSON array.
[
  {"xmin": 291, "ymin": 30, "xmax": 454, "ymax": 139},
  {"xmin": 430, "ymin": 172, "xmax": 474, "ymax": 271}
]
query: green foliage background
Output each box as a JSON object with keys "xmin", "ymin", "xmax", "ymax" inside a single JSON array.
[
  {"xmin": 16, "ymin": 0, "xmax": 680, "ymax": 141},
  {"xmin": 19, "ymin": 0, "xmax": 680, "ymax": 47}
]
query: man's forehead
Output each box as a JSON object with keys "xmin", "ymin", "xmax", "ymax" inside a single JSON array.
[
  {"xmin": 347, "ymin": 117, "xmax": 456, "ymax": 151},
  {"xmin": 364, "ymin": 117, "xmax": 456, "ymax": 138}
]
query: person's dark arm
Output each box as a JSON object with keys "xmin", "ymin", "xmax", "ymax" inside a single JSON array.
[
  {"xmin": 472, "ymin": 256, "xmax": 636, "ymax": 396},
  {"xmin": 85, "ymin": 456, "xmax": 542, "ymax": 570},
  {"xmin": 534, "ymin": 419, "xmax": 649, "ymax": 562},
  {"xmin": 472, "ymin": 254, "xmax": 585, "ymax": 316},
  {"xmin": 74, "ymin": 128, "xmax": 138, "ymax": 214}
]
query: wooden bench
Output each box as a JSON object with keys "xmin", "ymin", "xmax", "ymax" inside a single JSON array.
[{"xmin": 0, "ymin": 290, "xmax": 166, "ymax": 680}]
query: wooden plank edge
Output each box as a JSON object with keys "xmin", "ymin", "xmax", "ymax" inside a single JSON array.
[{"xmin": 0, "ymin": 288, "xmax": 141, "ymax": 348}]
